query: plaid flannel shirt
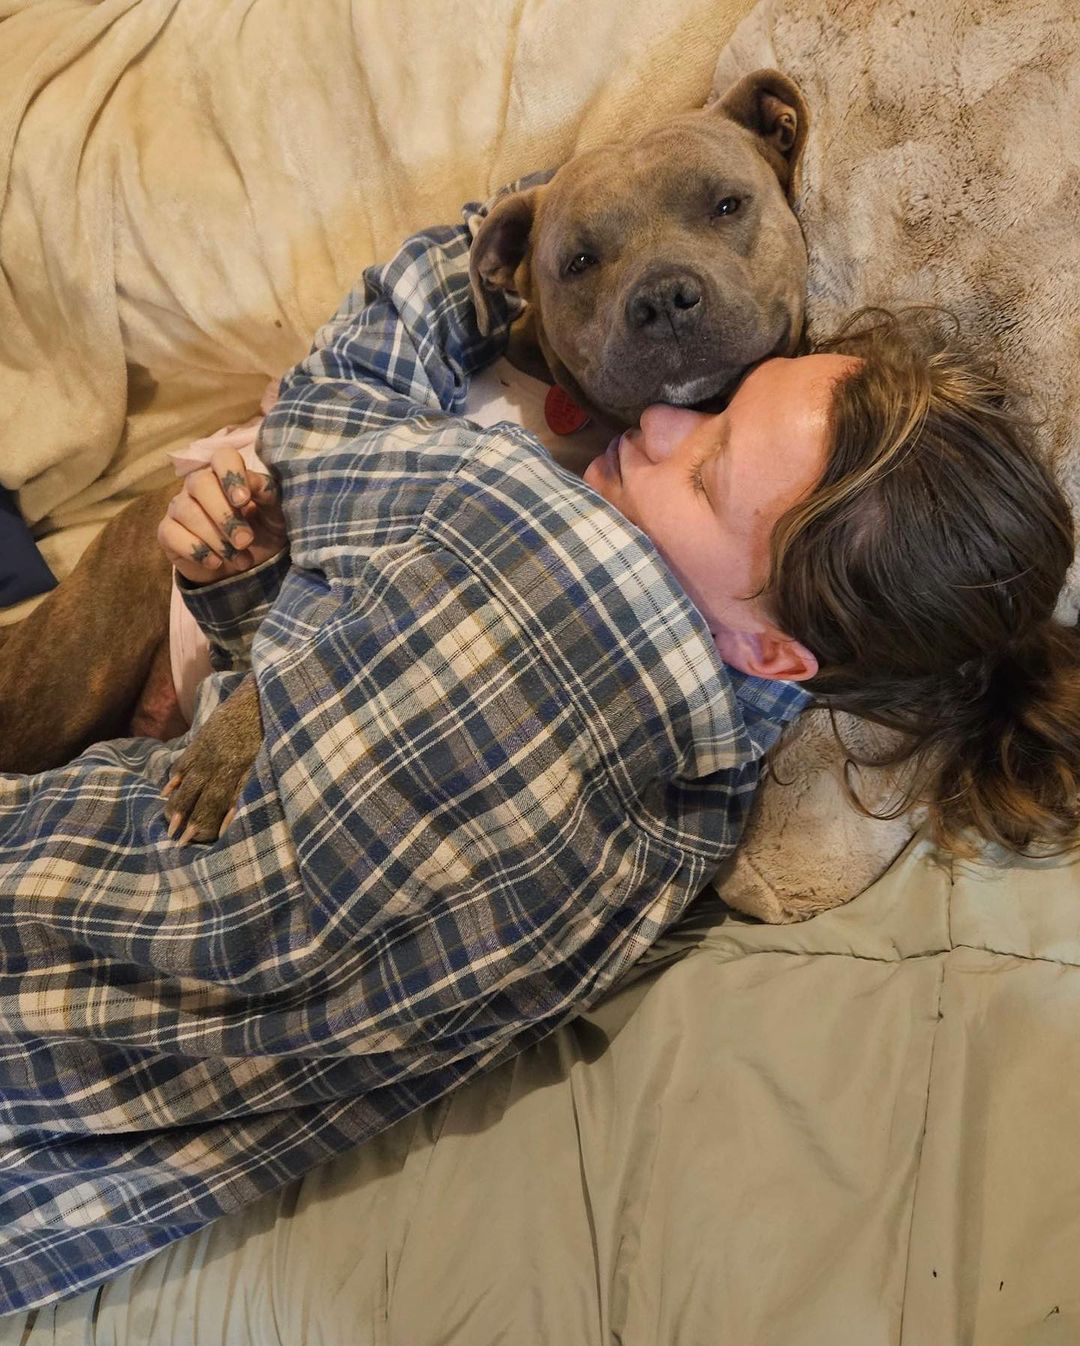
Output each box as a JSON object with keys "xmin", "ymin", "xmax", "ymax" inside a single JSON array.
[{"xmin": 0, "ymin": 197, "xmax": 809, "ymax": 1312}]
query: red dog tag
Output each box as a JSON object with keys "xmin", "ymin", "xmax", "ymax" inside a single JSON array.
[{"xmin": 544, "ymin": 385, "xmax": 592, "ymax": 435}]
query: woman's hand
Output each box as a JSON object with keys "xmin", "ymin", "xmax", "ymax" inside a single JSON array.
[{"xmin": 157, "ymin": 445, "xmax": 287, "ymax": 585}]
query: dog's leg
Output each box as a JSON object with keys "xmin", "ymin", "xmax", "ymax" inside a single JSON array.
[
  {"xmin": 128, "ymin": 635, "xmax": 189, "ymax": 743},
  {"xmin": 0, "ymin": 483, "xmax": 177, "ymax": 773},
  {"xmin": 161, "ymin": 671, "xmax": 262, "ymax": 843}
]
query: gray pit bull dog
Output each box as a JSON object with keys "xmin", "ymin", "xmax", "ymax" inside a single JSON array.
[
  {"xmin": 468, "ymin": 67, "xmax": 809, "ymax": 428},
  {"xmin": 0, "ymin": 70, "xmax": 810, "ymax": 833},
  {"xmin": 159, "ymin": 67, "xmax": 812, "ymax": 841}
]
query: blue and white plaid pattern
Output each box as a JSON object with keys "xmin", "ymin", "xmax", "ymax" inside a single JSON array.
[{"xmin": 0, "ymin": 201, "xmax": 809, "ymax": 1311}]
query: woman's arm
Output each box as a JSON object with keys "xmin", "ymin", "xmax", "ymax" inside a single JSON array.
[
  {"xmin": 161, "ymin": 192, "xmax": 527, "ymax": 669},
  {"xmin": 257, "ymin": 208, "xmax": 522, "ymax": 581},
  {"xmin": 160, "ymin": 194, "xmax": 528, "ymax": 829}
]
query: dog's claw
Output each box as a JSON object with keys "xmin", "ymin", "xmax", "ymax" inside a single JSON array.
[
  {"xmin": 161, "ymin": 756, "xmax": 247, "ymax": 846},
  {"xmin": 158, "ymin": 672, "xmax": 261, "ymax": 847}
]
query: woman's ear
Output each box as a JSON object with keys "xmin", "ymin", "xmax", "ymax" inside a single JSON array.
[{"xmin": 713, "ymin": 626, "xmax": 819, "ymax": 682}]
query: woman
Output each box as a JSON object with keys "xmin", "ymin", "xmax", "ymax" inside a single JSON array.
[
  {"xmin": 163, "ymin": 308, "xmax": 1080, "ymax": 859},
  {"xmin": 0, "ymin": 206, "xmax": 1076, "ymax": 1311}
]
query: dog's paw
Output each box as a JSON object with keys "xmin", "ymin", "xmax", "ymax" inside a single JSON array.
[
  {"xmin": 160, "ymin": 672, "xmax": 263, "ymax": 845},
  {"xmin": 162, "ymin": 756, "xmax": 244, "ymax": 845}
]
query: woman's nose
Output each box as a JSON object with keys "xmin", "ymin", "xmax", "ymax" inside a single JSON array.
[{"xmin": 637, "ymin": 405, "xmax": 707, "ymax": 462}]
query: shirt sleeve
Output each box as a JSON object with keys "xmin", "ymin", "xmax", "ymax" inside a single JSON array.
[
  {"xmin": 169, "ymin": 186, "xmax": 533, "ymax": 662},
  {"xmin": 253, "ymin": 203, "xmax": 523, "ymax": 579},
  {"xmin": 177, "ymin": 547, "xmax": 292, "ymax": 673}
]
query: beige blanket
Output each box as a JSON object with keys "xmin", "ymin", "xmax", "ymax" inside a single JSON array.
[
  {"xmin": 8, "ymin": 837, "xmax": 1080, "ymax": 1345},
  {"xmin": 713, "ymin": 0, "xmax": 1080, "ymax": 565}
]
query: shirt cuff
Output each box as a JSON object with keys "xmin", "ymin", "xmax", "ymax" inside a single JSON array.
[{"xmin": 177, "ymin": 549, "xmax": 291, "ymax": 661}]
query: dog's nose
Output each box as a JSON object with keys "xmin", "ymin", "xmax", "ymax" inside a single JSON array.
[{"xmin": 626, "ymin": 272, "xmax": 704, "ymax": 337}]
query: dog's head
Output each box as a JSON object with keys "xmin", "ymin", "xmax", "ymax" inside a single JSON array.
[{"xmin": 469, "ymin": 70, "xmax": 809, "ymax": 427}]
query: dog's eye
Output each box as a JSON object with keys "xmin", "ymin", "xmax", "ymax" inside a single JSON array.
[
  {"xmin": 712, "ymin": 197, "xmax": 741, "ymax": 218},
  {"xmin": 565, "ymin": 252, "xmax": 598, "ymax": 276}
]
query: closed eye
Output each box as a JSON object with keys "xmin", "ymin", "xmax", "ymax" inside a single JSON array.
[
  {"xmin": 688, "ymin": 425, "xmax": 730, "ymax": 509},
  {"xmin": 687, "ymin": 453, "xmax": 711, "ymax": 501}
]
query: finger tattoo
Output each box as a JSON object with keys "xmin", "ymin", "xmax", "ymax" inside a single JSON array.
[
  {"xmin": 222, "ymin": 470, "xmax": 246, "ymax": 501},
  {"xmin": 191, "ymin": 541, "xmax": 211, "ymax": 564}
]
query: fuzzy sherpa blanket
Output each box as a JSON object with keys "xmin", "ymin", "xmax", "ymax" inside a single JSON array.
[{"xmin": 710, "ymin": 0, "xmax": 1080, "ymax": 920}]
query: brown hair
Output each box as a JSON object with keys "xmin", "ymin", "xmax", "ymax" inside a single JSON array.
[{"xmin": 765, "ymin": 307, "xmax": 1080, "ymax": 856}]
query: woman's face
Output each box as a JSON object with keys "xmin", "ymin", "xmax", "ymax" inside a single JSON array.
[{"xmin": 583, "ymin": 353, "xmax": 859, "ymax": 680}]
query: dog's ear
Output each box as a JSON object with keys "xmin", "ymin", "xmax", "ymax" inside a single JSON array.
[
  {"xmin": 712, "ymin": 69, "xmax": 809, "ymax": 195},
  {"xmin": 468, "ymin": 186, "xmax": 543, "ymax": 336}
]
